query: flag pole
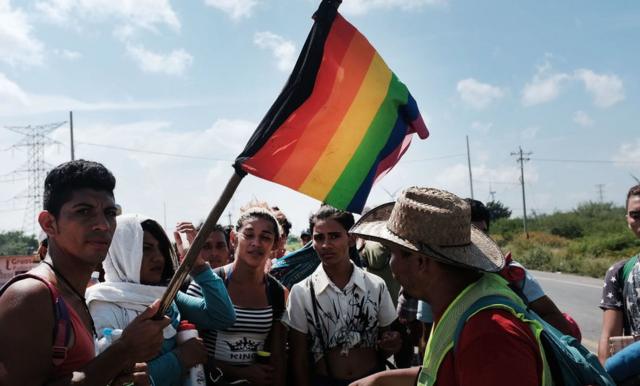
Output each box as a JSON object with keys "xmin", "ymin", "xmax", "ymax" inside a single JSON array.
[{"xmin": 156, "ymin": 170, "xmax": 245, "ymax": 317}]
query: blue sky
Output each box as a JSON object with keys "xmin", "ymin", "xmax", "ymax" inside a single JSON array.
[{"xmin": 1, "ymin": 0, "xmax": 639, "ymax": 235}]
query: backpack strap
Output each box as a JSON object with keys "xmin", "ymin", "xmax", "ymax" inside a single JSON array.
[
  {"xmin": 213, "ymin": 266, "xmax": 227, "ymax": 283},
  {"xmin": 0, "ymin": 273, "xmax": 72, "ymax": 366},
  {"xmin": 266, "ymin": 273, "xmax": 285, "ymax": 319},
  {"xmin": 452, "ymin": 294, "xmax": 526, "ymax": 353}
]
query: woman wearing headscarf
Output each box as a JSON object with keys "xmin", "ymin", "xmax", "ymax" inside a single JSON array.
[{"xmin": 86, "ymin": 214, "xmax": 235, "ymax": 386}]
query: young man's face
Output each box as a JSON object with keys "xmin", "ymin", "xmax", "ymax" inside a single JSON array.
[
  {"xmin": 312, "ymin": 218, "xmax": 353, "ymax": 268},
  {"xmin": 40, "ymin": 188, "xmax": 117, "ymax": 267},
  {"xmin": 627, "ymin": 195, "xmax": 640, "ymax": 238},
  {"xmin": 202, "ymin": 230, "xmax": 230, "ymax": 268}
]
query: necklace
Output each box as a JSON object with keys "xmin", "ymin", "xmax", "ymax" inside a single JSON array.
[{"xmin": 42, "ymin": 260, "xmax": 97, "ymax": 337}]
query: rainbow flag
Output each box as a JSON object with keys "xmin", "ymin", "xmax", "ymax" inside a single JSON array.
[{"xmin": 234, "ymin": 0, "xmax": 429, "ymax": 213}]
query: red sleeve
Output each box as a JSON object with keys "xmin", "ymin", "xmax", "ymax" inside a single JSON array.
[{"xmin": 455, "ymin": 309, "xmax": 543, "ymax": 386}]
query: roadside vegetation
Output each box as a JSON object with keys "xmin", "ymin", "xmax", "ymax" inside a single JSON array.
[
  {"xmin": 491, "ymin": 202, "xmax": 640, "ymax": 278},
  {"xmin": 3, "ymin": 201, "xmax": 637, "ymax": 279}
]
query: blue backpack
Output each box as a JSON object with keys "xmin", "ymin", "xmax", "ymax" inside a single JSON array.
[{"xmin": 454, "ymin": 295, "xmax": 615, "ymax": 386}]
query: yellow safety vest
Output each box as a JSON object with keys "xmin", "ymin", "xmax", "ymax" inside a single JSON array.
[{"xmin": 416, "ymin": 273, "xmax": 553, "ymax": 386}]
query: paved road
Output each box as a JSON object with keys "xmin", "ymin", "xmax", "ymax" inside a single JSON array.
[{"xmin": 530, "ymin": 270, "xmax": 603, "ymax": 352}]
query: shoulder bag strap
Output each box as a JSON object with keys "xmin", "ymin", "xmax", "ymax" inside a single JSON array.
[{"xmin": 309, "ymin": 280, "xmax": 336, "ymax": 379}]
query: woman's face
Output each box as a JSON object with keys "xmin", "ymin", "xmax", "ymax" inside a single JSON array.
[
  {"xmin": 139, "ymin": 231, "xmax": 166, "ymax": 285},
  {"xmin": 312, "ymin": 218, "xmax": 352, "ymax": 268},
  {"xmin": 233, "ymin": 217, "xmax": 277, "ymax": 269}
]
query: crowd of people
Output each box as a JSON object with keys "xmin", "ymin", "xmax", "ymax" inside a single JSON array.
[{"xmin": 0, "ymin": 159, "xmax": 639, "ymax": 385}]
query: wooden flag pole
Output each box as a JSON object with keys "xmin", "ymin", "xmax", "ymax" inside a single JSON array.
[{"xmin": 156, "ymin": 170, "xmax": 245, "ymax": 317}]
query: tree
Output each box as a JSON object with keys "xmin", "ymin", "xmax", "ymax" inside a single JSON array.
[
  {"xmin": 486, "ymin": 200, "xmax": 512, "ymax": 221},
  {"xmin": 0, "ymin": 231, "xmax": 38, "ymax": 256}
]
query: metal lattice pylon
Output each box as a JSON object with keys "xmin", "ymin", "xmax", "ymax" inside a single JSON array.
[{"xmin": 6, "ymin": 122, "xmax": 65, "ymax": 235}]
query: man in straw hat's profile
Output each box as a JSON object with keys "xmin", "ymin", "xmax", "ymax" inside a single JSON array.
[{"xmin": 348, "ymin": 187, "xmax": 546, "ymax": 386}]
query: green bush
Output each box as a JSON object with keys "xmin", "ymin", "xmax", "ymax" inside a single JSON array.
[
  {"xmin": 518, "ymin": 246, "xmax": 553, "ymax": 271},
  {"xmin": 550, "ymin": 222, "xmax": 584, "ymax": 239},
  {"xmin": 493, "ymin": 200, "xmax": 640, "ymax": 278}
]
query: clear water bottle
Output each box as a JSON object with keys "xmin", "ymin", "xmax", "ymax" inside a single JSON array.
[
  {"xmin": 95, "ymin": 328, "xmax": 123, "ymax": 355},
  {"xmin": 176, "ymin": 320, "xmax": 206, "ymax": 386}
]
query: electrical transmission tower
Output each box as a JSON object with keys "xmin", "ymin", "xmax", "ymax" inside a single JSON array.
[
  {"xmin": 6, "ymin": 122, "xmax": 65, "ymax": 235},
  {"xmin": 596, "ymin": 184, "xmax": 605, "ymax": 203},
  {"xmin": 511, "ymin": 146, "xmax": 532, "ymax": 239}
]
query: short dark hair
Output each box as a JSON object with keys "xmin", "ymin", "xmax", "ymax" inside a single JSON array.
[
  {"xmin": 627, "ymin": 185, "xmax": 640, "ymax": 210},
  {"xmin": 43, "ymin": 160, "xmax": 116, "ymax": 217},
  {"xmin": 309, "ymin": 205, "xmax": 354, "ymax": 233},
  {"xmin": 465, "ymin": 198, "xmax": 491, "ymax": 230},
  {"xmin": 141, "ymin": 219, "xmax": 175, "ymax": 284},
  {"xmin": 196, "ymin": 222, "xmax": 229, "ymax": 248}
]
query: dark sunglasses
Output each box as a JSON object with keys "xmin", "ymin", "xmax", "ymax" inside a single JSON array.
[{"xmin": 629, "ymin": 211, "xmax": 640, "ymax": 220}]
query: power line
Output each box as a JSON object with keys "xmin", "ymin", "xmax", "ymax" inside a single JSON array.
[
  {"xmin": 404, "ymin": 153, "xmax": 466, "ymax": 163},
  {"xmin": 76, "ymin": 141, "xmax": 230, "ymax": 162},
  {"xmin": 475, "ymin": 179, "xmax": 520, "ymax": 186},
  {"xmin": 531, "ymin": 157, "xmax": 640, "ymax": 165}
]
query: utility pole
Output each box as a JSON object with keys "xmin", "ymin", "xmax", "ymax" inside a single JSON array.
[
  {"xmin": 596, "ymin": 184, "xmax": 605, "ymax": 203},
  {"xmin": 489, "ymin": 182, "xmax": 496, "ymax": 202},
  {"xmin": 466, "ymin": 135, "xmax": 474, "ymax": 199},
  {"xmin": 163, "ymin": 201, "xmax": 167, "ymax": 230},
  {"xmin": 511, "ymin": 146, "xmax": 532, "ymax": 239},
  {"xmin": 6, "ymin": 122, "xmax": 65, "ymax": 234},
  {"xmin": 69, "ymin": 111, "xmax": 75, "ymax": 160}
]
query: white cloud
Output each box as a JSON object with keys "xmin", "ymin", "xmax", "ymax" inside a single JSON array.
[
  {"xmin": 54, "ymin": 48, "xmax": 82, "ymax": 60},
  {"xmin": 207, "ymin": 119, "xmax": 256, "ymax": 154},
  {"xmin": 456, "ymin": 78, "xmax": 504, "ymax": 109},
  {"xmin": 340, "ymin": 0, "xmax": 447, "ymax": 15},
  {"xmin": 0, "ymin": 0, "xmax": 44, "ymax": 66},
  {"xmin": 35, "ymin": 0, "xmax": 180, "ymax": 32},
  {"xmin": 126, "ymin": 44, "xmax": 193, "ymax": 76},
  {"xmin": 573, "ymin": 110, "xmax": 593, "ymax": 127},
  {"xmin": 204, "ymin": 0, "xmax": 258, "ymax": 20},
  {"xmin": 521, "ymin": 60, "xmax": 570, "ymax": 106},
  {"xmin": 470, "ymin": 121, "xmax": 493, "ymax": 134},
  {"xmin": 253, "ymin": 31, "xmax": 297, "ymax": 72},
  {"xmin": 432, "ymin": 162, "xmax": 538, "ymax": 198},
  {"xmin": 0, "ymin": 72, "xmax": 29, "ymax": 106},
  {"xmin": 574, "ymin": 69, "xmax": 624, "ymax": 108},
  {"xmin": 0, "ymin": 72, "xmax": 205, "ymax": 116},
  {"xmin": 612, "ymin": 139, "xmax": 640, "ymax": 167},
  {"xmin": 521, "ymin": 58, "xmax": 624, "ymax": 108},
  {"xmin": 520, "ymin": 127, "xmax": 539, "ymax": 140}
]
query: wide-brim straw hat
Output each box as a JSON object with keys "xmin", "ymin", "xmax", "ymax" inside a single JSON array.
[{"xmin": 350, "ymin": 187, "xmax": 505, "ymax": 272}]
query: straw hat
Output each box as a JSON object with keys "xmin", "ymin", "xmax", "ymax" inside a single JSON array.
[{"xmin": 350, "ymin": 187, "xmax": 504, "ymax": 272}]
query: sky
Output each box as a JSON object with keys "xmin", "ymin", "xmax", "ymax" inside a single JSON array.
[{"xmin": 1, "ymin": 0, "xmax": 639, "ymax": 236}]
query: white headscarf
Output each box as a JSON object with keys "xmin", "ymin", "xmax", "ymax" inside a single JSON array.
[{"xmin": 86, "ymin": 213, "xmax": 168, "ymax": 312}]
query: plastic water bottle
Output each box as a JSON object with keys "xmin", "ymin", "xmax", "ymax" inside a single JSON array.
[
  {"xmin": 176, "ymin": 320, "xmax": 206, "ymax": 386},
  {"xmin": 95, "ymin": 328, "xmax": 123, "ymax": 355}
]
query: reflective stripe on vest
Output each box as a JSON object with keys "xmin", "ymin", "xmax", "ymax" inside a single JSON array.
[{"xmin": 416, "ymin": 273, "xmax": 552, "ymax": 386}]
